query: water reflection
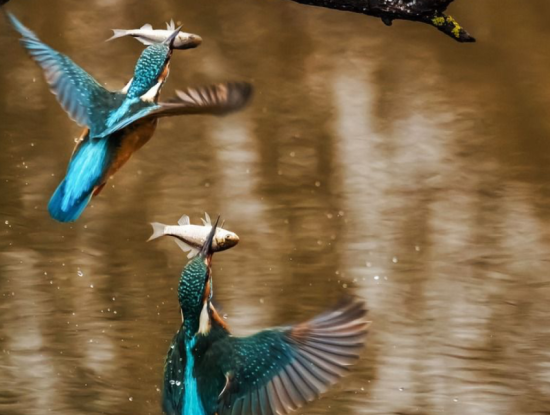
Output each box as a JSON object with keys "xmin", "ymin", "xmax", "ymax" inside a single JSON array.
[{"xmin": 1, "ymin": 0, "xmax": 550, "ymax": 414}]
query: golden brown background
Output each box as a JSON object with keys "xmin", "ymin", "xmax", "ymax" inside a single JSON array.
[{"xmin": 1, "ymin": 0, "xmax": 550, "ymax": 414}]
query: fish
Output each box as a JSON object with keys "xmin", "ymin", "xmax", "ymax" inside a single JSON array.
[
  {"xmin": 107, "ymin": 20, "xmax": 202, "ymax": 50},
  {"xmin": 148, "ymin": 213, "xmax": 239, "ymax": 258}
]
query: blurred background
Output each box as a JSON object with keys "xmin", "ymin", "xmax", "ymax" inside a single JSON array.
[{"xmin": 1, "ymin": 0, "xmax": 550, "ymax": 414}]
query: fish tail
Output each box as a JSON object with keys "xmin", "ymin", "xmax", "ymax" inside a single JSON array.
[
  {"xmin": 105, "ymin": 29, "xmax": 128, "ymax": 42},
  {"xmin": 48, "ymin": 179, "xmax": 92, "ymax": 223},
  {"xmin": 148, "ymin": 222, "xmax": 166, "ymax": 241}
]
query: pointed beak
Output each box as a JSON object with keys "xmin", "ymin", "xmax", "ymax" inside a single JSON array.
[
  {"xmin": 164, "ymin": 25, "xmax": 183, "ymax": 48},
  {"xmin": 199, "ymin": 216, "xmax": 220, "ymax": 258}
]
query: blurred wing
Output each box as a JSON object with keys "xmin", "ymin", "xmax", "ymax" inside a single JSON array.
[
  {"xmin": 216, "ymin": 297, "xmax": 369, "ymax": 415},
  {"xmin": 7, "ymin": 13, "xmax": 122, "ymax": 132},
  {"xmin": 155, "ymin": 82, "xmax": 253, "ymax": 117},
  {"xmin": 97, "ymin": 82, "xmax": 253, "ymax": 137}
]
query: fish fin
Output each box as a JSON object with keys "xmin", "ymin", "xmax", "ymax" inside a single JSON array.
[
  {"xmin": 147, "ymin": 222, "xmax": 166, "ymax": 242},
  {"xmin": 135, "ymin": 39, "xmax": 155, "ymax": 46},
  {"xmin": 177, "ymin": 214, "xmax": 190, "ymax": 226},
  {"xmin": 174, "ymin": 238, "xmax": 192, "ymax": 253},
  {"xmin": 166, "ymin": 19, "xmax": 175, "ymax": 30},
  {"xmin": 187, "ymin": 248, "xmax": 199, "ymax": 259},
  {"xmin": 204, "ymin": 212, "xmax": 212, "ymax": 226},
  {"xmin": 140, "ymin": 23, "xmax": 153, "ymax": 30},
  {"xmin": 106, "ymin": 29, "xmax": 128, "ymax": 42}
]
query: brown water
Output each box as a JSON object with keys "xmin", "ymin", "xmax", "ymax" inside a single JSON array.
[{"xmin": 1, "ymin": 1, "xmax": 550, "ymax": 414}]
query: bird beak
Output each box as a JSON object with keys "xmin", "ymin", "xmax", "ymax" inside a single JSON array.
[
  {"xmin": 164, "ymin": 25, "xmax": 183, "ymax": 48},
  {"xmin": 199, "ymin": 216, "xmax": 220, "ymax": 258}
]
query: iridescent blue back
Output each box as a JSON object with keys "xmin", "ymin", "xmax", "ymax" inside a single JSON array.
[
  {"xmin": 127, "ymin": 44, "xmax": 170, "ymax": 99},
  {"xmin": 178, "ymin": 257, "xmax": 208, "ymax": 336}
]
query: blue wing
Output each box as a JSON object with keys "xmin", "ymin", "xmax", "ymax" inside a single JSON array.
[
  {"xmin": 162, "ymin": 328, "xmax": 188, "ymax": 415},
  {"xmin": 48, "ymin": 136, "xmax": 112, "ymax": 222},
  {"xmin": 96, "ymin": 82, "xmax": 253, "ymax": 137},
  {"xmin": 213, "ymin": 298, "xmax": 369, "ymax": 415},
  {"xmin": 7, "ymin": 13, "xmax": 123, "ymax": 135}
]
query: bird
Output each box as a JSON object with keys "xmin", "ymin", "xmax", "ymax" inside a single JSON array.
[
  {"xmin": 162, "ymin": 218, "xmax": 369, "ymax": 415},
  {"xmin": 6, "ymin": 13, "xmax": 253, "ymax": 222}
]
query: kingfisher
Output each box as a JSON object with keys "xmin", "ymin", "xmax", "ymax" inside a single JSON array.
[
  {"xmin": 162, "ymin": 218, "xmax": 369, "ymax": 415},
  {"xmin": 6, "ymin": 13, "xmax": 253, "ymax": 222}
]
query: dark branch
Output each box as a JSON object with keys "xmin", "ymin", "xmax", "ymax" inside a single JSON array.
[{"xmin": 286, "ymin": 0, "xmax": 475, "ymax": 43}]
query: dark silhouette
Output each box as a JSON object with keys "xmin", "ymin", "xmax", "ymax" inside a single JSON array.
[{"xmin": 285, "ymin": 0, "xmax": 475, "ymax": 42}]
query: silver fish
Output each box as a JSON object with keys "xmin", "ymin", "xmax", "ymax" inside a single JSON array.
[
  {"xmin": 148, "ymin": 213, "xmax": 239, "ymax": 258},
  {"xmin": 107, "ymin": 20, "xmax": 202, "ymax": 50}
]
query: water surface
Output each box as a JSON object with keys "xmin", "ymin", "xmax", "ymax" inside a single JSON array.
[{"xmin": 1, "ymin": 1, "xmax": 550, "ymax": 414}]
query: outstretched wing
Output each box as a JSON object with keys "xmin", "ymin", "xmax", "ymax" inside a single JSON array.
[
  {"xmin": 96, "ymin": 82, "xmax": 253, "ymax": 137},
  {"xmin": 214, "ymin": 297, "xmax": 369, "ymax": 415},
  {"xmin": 7, "ymin": 13, "xmax": 123, "ymax": 132}
]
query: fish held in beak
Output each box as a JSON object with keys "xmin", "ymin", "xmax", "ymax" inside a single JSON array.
[
  {"xmin": 215, "ymin": 230, "xmax": 239, "ymax": 251},
  {"xmin": 164, "ymin": 25, "xmax": 183, "ymax": 48},
  {"xmin": 173, "ymin": 33, "xmax": 202, "ymax": 50},
  {"xmin": 199, "ymin": 216, "xmax": 220, "ymax": 259}
]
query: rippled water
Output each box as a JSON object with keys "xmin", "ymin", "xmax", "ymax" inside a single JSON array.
[{"xmin": 1, "ymin": 1, "xmax": 550, "ymax": 414}]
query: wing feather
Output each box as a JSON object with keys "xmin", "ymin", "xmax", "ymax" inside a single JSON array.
[
  {"xmin": 217, "ymin": 297, "xmax": 369, "ymax": 415},
  {"xmin": 96, "ymin": 82, "xmax": 253, "ymax": 137},
  {"xmin": 7, "ymin": 13, "xmax": 122, "ymax": 134}
]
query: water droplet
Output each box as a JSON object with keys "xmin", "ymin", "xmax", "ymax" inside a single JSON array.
[
  {"xmin": 169, "ymin": 380, "xmax": 176, "ymax": 385},
  {"xmin": 399, "ymin": 387, "xmax": 404, "ymax": 392},
  {"xmin": 223, "ymin": 313, "xmax": 228, "ymax": 320},
  {"xmin": 259, "ymin": 298, "xmax": 264, "ymax": 304},
  {"xmin": 90, "ymin": 284, "xmax": 94, "ymax": 288},
  {"xmin": 4, "ymin": 220, "xmax": 8, "ymax": 225},
  {"xmin": 128, "ymin": 397, "xmax": 133, "ymax": 402},
  {"xmin": 415, "ymin": 245, "xmax": 420, "ymax": 251},
  {"xmin": 342, "ymin": 283, "xmax": 348, "ymax": 288},
  {"xmin": 315, "ymin": 181, "xmax": 321, "ymax": 187},
  {"xmin": 77, "ymin": 269, "xmax": 83, "ymax": 277},
  {"xmin": 374, "ymin": 275, "xmax": 380, "ymax": 280},
  {"xmin": 392, "ymin": 257, "xmax": 398, "ymax": 263}
]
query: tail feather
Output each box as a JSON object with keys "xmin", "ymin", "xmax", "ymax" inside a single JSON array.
[
  {"xmin": 106, "ymin": 29, "xmax": 128, "ymax": 42},
  {"xmin": 148, "ymin": 222, "xmax": 166, "ymax": 241},
  {"xmin": 47, "ymin": 138, "xmax": 111, "ymax": 223},
  {"xmin": 48, "ymin": 180, "xmax": 92, "ymax": 222}
]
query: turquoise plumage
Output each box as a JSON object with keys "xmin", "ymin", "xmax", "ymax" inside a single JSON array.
[
  {"xmin": 161, "ymin": 220, "xmax": 369, "ymax": 415},
  {"xmin": 7, "ymin": 13, "xmax": 253, "ymax": 222},
  {"xmin": 48, "ymin": 137, "xmax": 112, "ymax": 222}
]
